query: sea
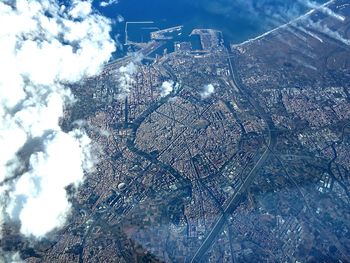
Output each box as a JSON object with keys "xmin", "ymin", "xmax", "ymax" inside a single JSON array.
[{"xmin": 92, "ymin": 0, "xmax": 327, "ymax": 58}]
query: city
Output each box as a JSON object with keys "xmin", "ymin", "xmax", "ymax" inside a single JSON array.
[{"xmin": 1, "ymin": 0, "xmax": 350, "ymax": 262}]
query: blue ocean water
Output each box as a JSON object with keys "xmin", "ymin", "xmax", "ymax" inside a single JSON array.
[{"xmin": 92, "ymin": 0, "xmax": 326, "ymax": 53}]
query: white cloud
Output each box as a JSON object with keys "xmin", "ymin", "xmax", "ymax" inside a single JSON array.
[
  {"xmin": 300, "ymin": 0, "xmax": 345, "ymax": 22},
  {"xmin": 307, "ymin": 19, "xmax": 350, "ymax": 46},
  {"xmin": 117, "ymin": 61, "xmax": 138, "ymax": 98},
  {"xmin": 0, "ymin": 251, "xmax": 23, "ymax": 263},
  {"xmin": 160, "ymin": 81, "xmax": 175, "ymax": 97},
  {"xmin": 200, "ymin": 84, "xmax": 215, "ymax": 99},
  {"xmin": 69, "ymin": 0, "xmax": 92, "ymax": 19},
  {"xmin": 0, "ymin": 0, "xmax": 115, "ymax": 239},
  {"xmin": 100, "ymin": 0, "xmax": 119, "ymax": 8},
  {"xmin": 6, "ymin": 130, "xmax": 92, "ymax": 238},
  {"xmin": 117, "ymin": 14, "xmax": 125, "ymax": 23},
  {"xmin": 296, "ymin": 24, "xmax": 324, "ymax": 43}
]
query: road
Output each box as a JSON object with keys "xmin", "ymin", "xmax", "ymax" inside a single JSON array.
[{"xmin": 190, "ymin": 51, "xmax": 278, "ymax": 263}]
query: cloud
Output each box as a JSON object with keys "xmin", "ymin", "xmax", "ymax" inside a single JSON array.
[
  {"xmin": 295, "ymin": 24, "xmax": 324, "ymax": 42},
  {"xmin": 117, "ymin": 14, "xmax": 124, "ymax": 23},
  {"xmin": 186, "ymin": 0, "xmax": 311, "ymax": 28},
  {"xmin": 0, "ymin": 0, "xmax": 115, "ymax": 239},
  {"xmin": 307, "ymin": 19, "xmax": 350, "ymax": 46},
  {"xmin": 117, "ymin": 61, "xmax": 139, "ymax": 98},
  {"xmin": 6, "ymin": 130, "xmax": 92, "ymax": 238},
  {"xmin": 160, "ymin": 81, "xmax": 175, "ymax": 97},
  {"xmin": 73, "ymin": 119, "xmax": 111, "ymax": 138},
  {"xmin": 299, "ymin": 0, "xmax": 345, "ymax": 22},
  {"xmin": 99, "ymin": 0, "xmax": 119, "ymax": 8},
  {"xmin": 200, "ymin": 84, "xmax": 215, "ymax": 99},
  {"xmin": 0, "ymin": 251, "xmax": 22, "ymax": 263}
]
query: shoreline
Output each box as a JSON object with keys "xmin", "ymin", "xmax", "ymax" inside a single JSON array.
[
  {"xmin": 106, "ymin": 0, "xmax": 338, "ymax": 66},
  {"xmin": 234, "ymin": 0, "xmax": 337, "ymax": 47}
]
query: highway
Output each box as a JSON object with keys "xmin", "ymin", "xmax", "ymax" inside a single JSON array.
[{"xmin": 190, "ymin": 52, "xmax": 278, "ymax": 263}]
